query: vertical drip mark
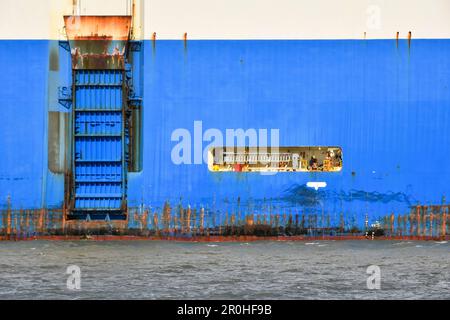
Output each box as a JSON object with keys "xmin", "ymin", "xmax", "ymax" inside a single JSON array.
[
  {"xmin": 72, "ymin": 0, "xmax": 81, "ymax": 16},
  {"xmin": 407, "ymin": 31, "xmax": 412, "ymax": 55},
  {"xmin": 131, "ymin": 0, "xmax": 136, "ymax": 39},
  {"xmin": 396, "ymin": 31, "xmax": 399, "ymax": 49},
  {"xmin": 152, "ymin": 32, "xmax": 156, "ymax": 55},
  {"xmin": 443, "ymin": 207, "xmax": 448, "ymax": 239},
  {"xmin": 6, "ymin": 195, "xmax": 11, "ymax": 236},
  {"xmin": 183, "ymin": 32, "xmax": 188, "ymax": 54}
]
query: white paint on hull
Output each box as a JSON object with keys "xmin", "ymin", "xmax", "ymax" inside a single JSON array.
[{"xmin": 0, "ymin": 0, "xmax": 449, "ymax": 40}]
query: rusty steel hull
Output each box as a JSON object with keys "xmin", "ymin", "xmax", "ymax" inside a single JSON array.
[{"xmin": 0, "ymin": 205, "xmax": 449, "ymax": 240}]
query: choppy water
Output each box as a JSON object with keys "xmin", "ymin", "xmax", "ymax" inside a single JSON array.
[{"xmin": 0, "ymin": 240, "xmax": 449, "ymax": 299}]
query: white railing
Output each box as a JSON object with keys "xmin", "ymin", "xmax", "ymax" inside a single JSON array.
[{"xmin": 221, "ymin": 152, "xmax": 293, "ymax": 164}]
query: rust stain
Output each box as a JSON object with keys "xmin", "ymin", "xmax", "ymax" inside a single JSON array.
[
  {"xmin": 409, "ymin": 212, "xmax": 414, "ymax": 236},
  {"xmin": 64, "ymin": 16, "xmax": 132, "ymax": 41},
  {"xmin": 64, "ymin": 16, "xmax": 131, "ymax": 70},
  {"xmin": 6, "ymin": 196, "xmax": 11, "ymax": 236},
  {"xmin": 186, "ymin": 206, "xmax": 191, "ymax": 233},
  {"xmin": 430, "ymin": 211, "xmax": 434, "ymax": 237},
  {"xmin": 72, "ymin": 0, "xmax": 77, "ymax": 15},
  {"xmin": 200, "ymin": 207, "xmax": 205, "ymax": 234},
  {"xmin": 416, "ymin": 205, "xmax": 421, "ymax": 236},
  {"xmin": 443, "ymin": 208, "xmax": 447, "ymax": 237},
  {"xmin": 408, "ymin": 31, "xmax": 412, "ymax": 52},
  {"xmin": 153, "ymin": 211, "xmax": 159, "ymax": 236},
  {"xmin": 142, "ymin": 209, "xmax": 148, "ymax": 230},
  {"xmin": 390, "ymin": 212, "xmax": 395, "ymax": 235},
  {"xmin": 1, "ymin": 202, "xmax": 450, "ymax": 241},
  {"xmin": 131, "ymin": 0, "xmax": 136, "ymax": 39},
  {"xmin": 152, "ymin": 32, "xmax": 156, "ymax": 54},
  {"xmin": 62, "ymin": 206, "xmax": 66, "ymax": 233},
  {"xmin": 422, "ymin": 206, "xmax": 427, "ymax": 237}
]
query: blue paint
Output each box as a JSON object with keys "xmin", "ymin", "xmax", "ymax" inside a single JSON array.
[
  {"xmin": 73, "ymin": 70, "xmax": 126, "ymax": 211},
  {"xmin": 0, "ymin": 39, "xmax": 449, "ymax": 226},
  {"xmin": 0, "ymin": 40, "xmax": 49, "ymax": 208}
]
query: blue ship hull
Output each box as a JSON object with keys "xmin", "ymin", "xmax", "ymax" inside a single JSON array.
[{"xmin": 0, "ymin": 39, "xmax": 449, "ymax": 234}]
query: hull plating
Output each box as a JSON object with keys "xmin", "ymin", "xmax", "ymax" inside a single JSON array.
[{"xmin": 1, "ymin": 39, "xmax": 449, "ymax": 235}]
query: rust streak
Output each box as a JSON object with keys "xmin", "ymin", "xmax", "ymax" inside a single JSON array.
[
  {"xmin": 408, "ymin": 31, "xmax": 412, "ymax": 52},
  {"xmin": 152, "ymin": 32, "xmax": 156, "ymax": 54}
]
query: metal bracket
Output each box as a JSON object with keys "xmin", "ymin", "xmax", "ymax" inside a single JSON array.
[
  {"xmin": 58, "ymin": 40, "xmax": 70, "ymax": 52},
  {"xmin": 129, "ymin": 41, "xmax": 142, "ymax": 52},
  {"xmin": 128, "ymin": 91, "xmax": 142, "ymax": 107}
]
